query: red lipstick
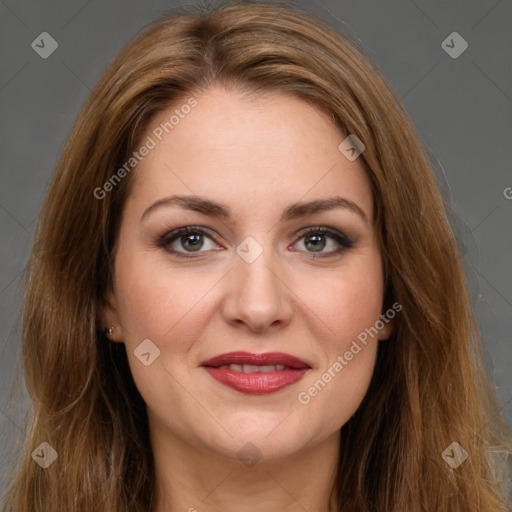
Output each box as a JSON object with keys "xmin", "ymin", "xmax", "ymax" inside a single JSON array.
[{"xmin": 200, "ymin": 351, "xmax": 311, "ymax": 395}]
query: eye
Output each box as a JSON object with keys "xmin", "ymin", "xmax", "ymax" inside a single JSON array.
[
  {"xmin": 292, "ymin": 226, "xmax": 354, "ymax": 257},
  {"xmin": 157, "ymin": 226, "xmax": 221, "ymax": 258},
  {"xmin": 157, "ymin": 225, "xmax": 354, "ymax": 259}
]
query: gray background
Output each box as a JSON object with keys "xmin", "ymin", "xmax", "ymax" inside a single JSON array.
[{"xmin": 1, "ymin": 0, "xmax": 511, "ymax": 493}]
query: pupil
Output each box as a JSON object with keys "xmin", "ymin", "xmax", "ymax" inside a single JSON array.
[
  {"xmin": 182, "ymin": 233, "xmax": 203, "ymax": 251},
  {"xmin": 306, "ymin": 234, "xmax": 325, "ymax": 252}
]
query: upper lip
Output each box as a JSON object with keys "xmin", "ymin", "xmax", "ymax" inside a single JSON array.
[{"xmin": 200, "ymin": 351, "xmax": 311, "ymax": 369}]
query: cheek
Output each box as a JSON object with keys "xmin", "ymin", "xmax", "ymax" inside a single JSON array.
[
  {"xmin": 297, "ymin": 282, "xmax": 382, "ymax": 431},
  {"xmin": 304, "ymin": 251, "xmax": 385, "ymax": 348},
  {"xmin": 300, "ymin": 342, "xmax": 378, "ymax": 435},
  {"xmin": 114, "ymin": 246, "xmax": 211, "ymax": 343},
  {"xmin": 113, "ymin": 253, "xmax": 209, "ymax": 409},
  {"xmin": 294, "ymin": 252, "xmax": 383, "ymax": 427},
  {"xmin": 334, "ymin": 275, "xmax": 384, "ymax": 342}
]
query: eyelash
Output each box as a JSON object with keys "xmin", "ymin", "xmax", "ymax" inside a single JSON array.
[{"xmin": 156, "ymin": 225, "xmax": 355, "ymax": 259}]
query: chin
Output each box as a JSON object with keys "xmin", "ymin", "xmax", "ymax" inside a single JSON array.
[{"xmin": 209, "ymin": 415, "xmax": 312, "ymax": 461}]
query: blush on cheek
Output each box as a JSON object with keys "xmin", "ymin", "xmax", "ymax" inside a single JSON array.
[
  {"xmin": 115, "ymin": 268, "xmax": 182, "ymax": 339},
  {"xmin": 322, "ymin": 284, "xmax": 384, "ymax": 347}
]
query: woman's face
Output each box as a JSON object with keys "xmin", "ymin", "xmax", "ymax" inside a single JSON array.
[{"xmin": 104, "ymin": 85, "xmax": 392, "ymax": 461}]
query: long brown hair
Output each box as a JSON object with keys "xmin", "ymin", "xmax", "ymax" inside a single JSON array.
[{"xmin": 3, "ymin": 1, "xmax": 511, "ymax": 510}]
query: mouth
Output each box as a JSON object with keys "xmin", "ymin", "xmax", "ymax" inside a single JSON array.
[{"xmin": 200, "ymin": 351, "xmax": 311, "ymax": 395}]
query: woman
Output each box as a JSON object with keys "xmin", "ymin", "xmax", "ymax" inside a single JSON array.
[{"xmin": 3, "ymin": 2, "xmax": 511, "ymax": 511}]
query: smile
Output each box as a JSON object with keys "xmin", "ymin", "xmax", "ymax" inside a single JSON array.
[{"xmin": 200, "ymin": 351, "xmax": 311, "ymax": 395}]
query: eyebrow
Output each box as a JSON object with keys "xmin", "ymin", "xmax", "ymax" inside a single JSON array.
[{"xmin": 140, "ymin": 194, "xmax": 369, "ymax": 224}]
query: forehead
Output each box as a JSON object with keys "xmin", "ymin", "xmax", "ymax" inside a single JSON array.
[{"xmin": 125, "ymin": 85, "xmax": 373, "ymax": 221}]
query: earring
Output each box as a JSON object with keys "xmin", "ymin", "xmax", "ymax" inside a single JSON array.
[{"xmin": 106, "ymin": 327, "xmax": 114, "ymax": 336}]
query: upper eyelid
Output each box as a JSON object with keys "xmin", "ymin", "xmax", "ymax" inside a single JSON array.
[
  {"xmin": 158, "ymin": 226, "xmax": 217, "ymax": 243},
  {"xmin": 160, "ymin": 225, "xmax": 342, "ymax": 238}
]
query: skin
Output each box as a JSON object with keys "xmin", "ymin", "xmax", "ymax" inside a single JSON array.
[{"xmin": 102, "ymin": 85, "xmax": 394, "ymax": 512}]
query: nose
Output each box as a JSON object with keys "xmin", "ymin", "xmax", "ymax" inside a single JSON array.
[{"xmin": 221, "ymin": 245, "xmax": 293, "ymax": 333}]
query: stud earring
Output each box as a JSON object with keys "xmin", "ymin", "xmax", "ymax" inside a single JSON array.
[{"xmin": 106, "ymin": 327, "xmax": 114, "ymax": 336}]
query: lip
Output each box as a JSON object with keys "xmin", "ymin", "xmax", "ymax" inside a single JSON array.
[
  {"xmin": 200, "ymin": 351, "xmax": 311, "ymax": 369},
  {"xmin": 200, "ymin": 351, "xmax": 311, "ymax": 395}
]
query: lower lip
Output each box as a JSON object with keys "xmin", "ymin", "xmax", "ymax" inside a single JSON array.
[{"xmin": 202, "ymin": 367, "xmax": 309, "ymax": 395}]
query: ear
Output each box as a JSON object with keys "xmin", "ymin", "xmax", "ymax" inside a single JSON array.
[
  {"xmin": 377, "ymin": 313, "xmax": 395, "ymax": 341},
  {"xmin": 99, "ymin": 289, "xmax": 123, "ymax": 343}
]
